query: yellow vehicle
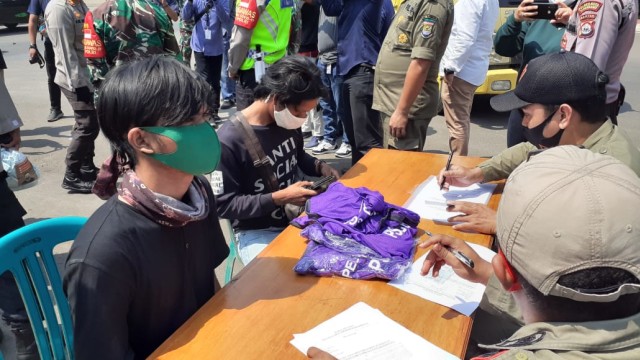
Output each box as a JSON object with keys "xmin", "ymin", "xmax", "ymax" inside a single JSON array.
[{"xmin": 475, "ymin": 0, "xmax": 520, "ymax": 95}]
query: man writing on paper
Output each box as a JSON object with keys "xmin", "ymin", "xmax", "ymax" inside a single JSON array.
[
  {"xmin": 309, "ymin": 146, "xmax": 640, "ymax": 359},
  {"xmin": 439, "ymin": 51, "xmax": 640, "ymax": 235},
  {"xmin": 420, "ymin": 146, "xmax": 640, "ymax": 359}
]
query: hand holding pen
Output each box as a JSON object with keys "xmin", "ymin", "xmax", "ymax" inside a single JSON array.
[{"xmin": 418, "ymin": 234, "xmax": 493, "ymax": 285}]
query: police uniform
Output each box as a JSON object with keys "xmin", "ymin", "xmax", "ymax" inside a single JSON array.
[
  {"xmin": 471, "ymin": 311, "xmax": 640, "ymax": 359},
  {"xmin": 373, "ymin": 0, "xmax": 453, "ymax": 151},
  {"xmin": 561, "ymin": 0, "xmax": 638, "ymax": 124},
  {"xmin": 227, "ymin": 0, "xmax": 296, "ymax": 111}
]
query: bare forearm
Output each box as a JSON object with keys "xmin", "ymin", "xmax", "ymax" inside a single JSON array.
[
  {"xmin": 396, "ymin": 59, "xmax": 431, "ymax": 114},
  {"xmin": 28, "ymin": 14, "xmax": 38, "ymax": 44}
]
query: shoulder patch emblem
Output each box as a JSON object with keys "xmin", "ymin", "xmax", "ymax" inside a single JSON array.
[
  {"xmin": 577, "ymin": 1, "xmax": 602, "ymax": 15},
  {"xmin": 579, "ymin": 20, "xmax": 595, "ymax": 38},
  {"xmin": 421, "ymin": 17, "xmax": 436, "ymax": 39},
  {"xmin": 494, "ymin": 330, "xmax": 547, "ymax": 348},
  {"xmin": 398, "ymin": 33, "xmax": 409, "ymax": 44}
]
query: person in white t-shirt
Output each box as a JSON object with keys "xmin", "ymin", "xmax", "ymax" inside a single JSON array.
[{"xmin": 439, "ymin": 0, "xmax": 499, "ymax": 155}]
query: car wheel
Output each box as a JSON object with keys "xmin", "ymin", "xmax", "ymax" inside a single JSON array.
[{"xmin": 4, "ymin": 24, "xmax": 19, "ymax": 30}]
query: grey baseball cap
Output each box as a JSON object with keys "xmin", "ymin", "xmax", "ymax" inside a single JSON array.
[{"xmin": 496, "ymin": 146, "xmax": 640, "ymax": 302}]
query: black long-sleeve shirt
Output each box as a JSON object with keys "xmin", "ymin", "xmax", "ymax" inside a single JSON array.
[
  {"xmin": 214, "ymin": 121, "xmax": 320, "ymax": 230},
  {"xmin": 64, "ymin": 184, "xmax": 229, "ymax": 359}
]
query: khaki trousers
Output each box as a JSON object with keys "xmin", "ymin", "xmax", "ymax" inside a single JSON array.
[{"xmin": 441, "ymin": 77, "xmax": 478, "ymax": 156}]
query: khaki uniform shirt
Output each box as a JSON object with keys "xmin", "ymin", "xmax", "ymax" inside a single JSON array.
[
  {"xmin": 561, "ymin": 0, "xmax": 638, "ymax": 104},
  {"xmin": 478, "ymin": 120, "xmax": 640, "ymax": 182},
  {"xmin": 372, "ymin": 0, "xmax": 453, "ymax": 119},
  {"xmin": 473, "ymin": 312, "xmax": 640, "ymax": 359},
  {"xmin": 45, "ymin": 0, "xmax": 91, "ymax": 92}
]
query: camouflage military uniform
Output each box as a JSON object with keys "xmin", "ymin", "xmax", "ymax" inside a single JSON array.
[
  {"xmin": 179, "ymin": 19, "xmax": 194, "ymax": 65},
  {"xmin": 86, "ymin": 0, "xmax": 180, "ymax": 83}
]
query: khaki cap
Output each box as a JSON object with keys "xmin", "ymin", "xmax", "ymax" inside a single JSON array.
[{"xmin": 497, "ymin": 146, "xmax": 640, "ymax": 302}]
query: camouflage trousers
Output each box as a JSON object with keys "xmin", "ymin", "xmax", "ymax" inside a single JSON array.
[{"xmin": 179, "ymin": 19, "xmax": 194, "ymax": 66}]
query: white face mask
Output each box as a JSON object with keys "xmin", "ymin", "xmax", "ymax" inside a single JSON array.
[{"xmin": 274, "ymin": 106, "xmax": 307, "ymax": 130}]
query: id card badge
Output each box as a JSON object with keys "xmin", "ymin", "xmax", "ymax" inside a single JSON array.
[
  {"xmin": 254, "ymin": 59, "xmax": 266, "ymax": 83},
  {"xmin": 280, "ymin": 0, "xmax": 294, "ymax": 8},
  {"xmin": 326, "ymin": 63, "xmax": 332, "ymax": 75},
  {"xmin": 205, "ymin": 29, "xmax": 212, "ymax": 40}
]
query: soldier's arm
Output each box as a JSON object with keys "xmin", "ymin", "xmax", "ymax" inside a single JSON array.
[
  {"xmin": 572, "ymin": 0, "xmax": 619, "ymax": 72},
  {"xmin": 478, "ymin": 142, "xmax": 536, "ymax": 182},
  {"xmin": 86, "ymin": 7, "xmax": 111, "ymax": 84},
  {"xmin": 395, "ymin": 2, "xmax": 449, "ymax": 115}
]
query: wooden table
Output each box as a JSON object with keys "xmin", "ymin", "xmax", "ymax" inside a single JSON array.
[{"xmin": 150, "ymin": 149, "xmax": 503, "ymax": 360}]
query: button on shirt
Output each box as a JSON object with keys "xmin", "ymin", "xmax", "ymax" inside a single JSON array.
[
  {"xmin": 321, "ymin": 0, "xmax": 394, "ymax": 76},
  {"xmin": 439, "ymin": 0, "xmax": 499, "ymax": 86},
  {"xmin": 182, "ymin": 0, "xmax": 232, "ymax": 56}
]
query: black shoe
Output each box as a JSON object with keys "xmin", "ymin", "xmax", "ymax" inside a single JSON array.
[
  {"xmin": 46, "ymin": 108, "xmax": 64, "ymax": 122},
  {"xmin": 220, "ymin": 99, "xmax": 235, "ymax": 110},
  {"xmin": 80, "ymin": 163, "xmax": 99, "ymax": 182},
  {"xmin": 62, "ymin": 172, "xmax": 95, "ymax": 193},
  {"xmin": 11, "ymin": 322, "xmax": 39, "ymax": 360}
]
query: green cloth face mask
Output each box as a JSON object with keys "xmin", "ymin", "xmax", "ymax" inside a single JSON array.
[{"xmin": 141, "ymin": 122, "xmax": 221, "ymax": 175}]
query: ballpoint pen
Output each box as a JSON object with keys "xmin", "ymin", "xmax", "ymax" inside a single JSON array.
[
  {"xmin": 440, "ymin": 151, "xmax": 454, "ymax": 190},
  {"xmin": 446, "ymin": 246, "xmax": 475, "ymax": 269}
]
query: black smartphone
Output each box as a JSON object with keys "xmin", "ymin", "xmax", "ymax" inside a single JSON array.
[
  {"xmin": 307, "ymin": 175, "xmax": 336, "ymax": 191},
  {"xmin": 531, "ymin": 2, "xmax": 559, "ymax": 20}
]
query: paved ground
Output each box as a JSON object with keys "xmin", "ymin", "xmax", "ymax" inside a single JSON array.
[{"xmin": 1, "ymin": 13, "xmax": 640, "ymax": 357}]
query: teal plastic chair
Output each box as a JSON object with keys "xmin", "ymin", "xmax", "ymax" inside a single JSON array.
[
  {"xmin": 222, "ymin": 218, "xmax": 238, "ymax": 285},
  {"xmin": 0, "ymin": 216, "xmax": 87, "ymax": 360}
]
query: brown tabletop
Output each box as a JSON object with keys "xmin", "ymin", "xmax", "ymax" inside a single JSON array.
[{"xmin": 150, "ymin": 149, "xmax": 503, "ymax": 360}]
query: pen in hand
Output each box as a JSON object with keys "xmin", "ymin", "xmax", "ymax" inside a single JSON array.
[
  {"xmin": 440, "ymin": 152, "xmax": 454, "ymax": 190},
  {"xmin": 446, "ymin": 246, "xmax": 475, "ymax": 269}
]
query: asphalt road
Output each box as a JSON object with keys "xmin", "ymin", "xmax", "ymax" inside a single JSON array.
[{"xmin": 0, "ymin": 16, "xmax": 639, "ymax": 357}]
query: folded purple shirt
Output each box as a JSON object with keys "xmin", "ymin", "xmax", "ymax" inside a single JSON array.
[{"xmin": 293, "ymin": 183, "xmax": 420, "ymax": 280}]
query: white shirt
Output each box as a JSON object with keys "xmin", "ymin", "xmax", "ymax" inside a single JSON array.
[{"xmin": 439, "ymin": 0, "xmax": 499, "ymax": 86}]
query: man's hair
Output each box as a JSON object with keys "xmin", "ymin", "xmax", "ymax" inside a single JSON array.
[
  {"xmin": 565, "ymin": 97, "xmax": 608, "ymax": 124},
  {"xmin": 518, "ymin": 268, "xmax": 640, "ymax": 322},
  {"xmin": 253, "ymin": 55, "xmax": 328, "ymax": 106},
  {"xmin": 96, "ymin": 56, "xmax": 214, "ymax": 168},
  {"xmin": 541, "ymin": 98, "xmax": 607, "ymax": 124}
]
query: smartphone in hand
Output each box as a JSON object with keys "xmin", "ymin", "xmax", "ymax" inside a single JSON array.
[
  {"xmin": 306, "ymin": 175, "xmax": 336, "ymax": 192},
  {"xmin": 531, "ymin": 1, "xmax": 559, "ymax": 20}
]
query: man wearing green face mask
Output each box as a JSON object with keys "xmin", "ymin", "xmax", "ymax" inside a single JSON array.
[
  {"xmin": 215, "ymin": 56, "xmax": 340, "ymax": 265},
  {"xmin": 63, "ymin": 56, "xmax": 230, "ymax": 359}
]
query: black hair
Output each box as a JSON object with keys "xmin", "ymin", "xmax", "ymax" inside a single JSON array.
[
  {"xmin": 253, "ymin": 55, "xmax": 328, "ymax": 106},
  {"xmin": 565, "ymin": 98, "xmax": 608, "ymax": 124},
  {"xmin": 96, "ymin": 55, "xmax": 214, "ymax": 168},
  {"xmin": 518, "ymin": 268, "xmax": 640, "ymax": 322}
]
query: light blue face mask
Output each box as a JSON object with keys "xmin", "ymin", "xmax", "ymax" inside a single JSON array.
[{"xmin": 141, "ymin": 122, "xmax": 221, "ymax": 175}]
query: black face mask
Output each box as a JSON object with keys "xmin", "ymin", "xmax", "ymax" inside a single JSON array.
[{"xmin": 524, "ymin": 108, "xmax": 564, "ymax": 149}]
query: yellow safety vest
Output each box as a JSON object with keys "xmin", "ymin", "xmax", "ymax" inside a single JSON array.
[{"xmin": 240, "ymin": 0, "xmax": 292, "ymax": 70}]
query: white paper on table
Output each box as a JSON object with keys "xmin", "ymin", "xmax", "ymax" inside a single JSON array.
[
  {"xmin": 388, "ymin": 243, "xmax": 497, "ymax": 316},
  {"xmin": 404, "ymin": 176, "xmax": 497, "ymax": 224},
  {"xmin": 290, "ymin": 302, "xmax": 459, "ymax": 360}
]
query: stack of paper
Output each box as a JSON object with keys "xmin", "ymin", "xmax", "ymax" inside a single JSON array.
[
  {"xmin": 404, "ymin": 176, "xmax": 497, "ymax": 224},
  {"xmin": 291, "ymin": 302, "xmax": 459, "ymax": 359},
  {"xmin": 389, "ymin": 243, "xmax": 497, "ymax": 316}
]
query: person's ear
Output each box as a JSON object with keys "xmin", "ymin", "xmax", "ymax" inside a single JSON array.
[
  {"xmin": 493, "ymin": 250, "xmax": 522, "ymax": 292},
  {"xmin": 127, "ymin": 128, "xmax": 155, "ymax": 155},
  {"xmin": 557, "ymin": 103, "xmax": 573, "ymax": 130}
]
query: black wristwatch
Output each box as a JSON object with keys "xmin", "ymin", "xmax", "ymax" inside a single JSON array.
[
  {"xmin": 444, "ymin": 68, "xmax": 455, "ymax": 75},
  {"xmin": 29, "ymin": 44, "xmax": 37, "ymax": 50}
]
